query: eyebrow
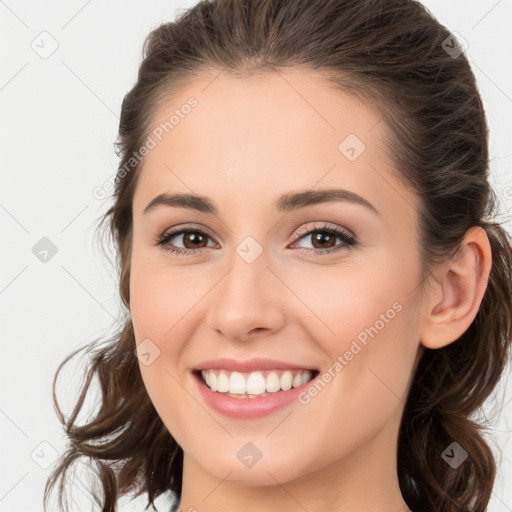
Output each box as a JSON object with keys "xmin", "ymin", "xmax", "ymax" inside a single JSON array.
[{"xmin": 143, "ymin": 188, "xmax": 379, "ymax": 216}]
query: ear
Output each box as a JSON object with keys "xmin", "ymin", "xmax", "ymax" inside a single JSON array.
[{"xmin": 420, "ymin": 226, "xmax": 492, "ymax": 349}]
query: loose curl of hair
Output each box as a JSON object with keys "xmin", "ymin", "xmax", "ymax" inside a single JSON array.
[{"xmin": 44, "ymin": 1, "xmax": 512, "ymax": 511}]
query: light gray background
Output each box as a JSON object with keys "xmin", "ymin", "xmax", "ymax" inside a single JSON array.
[{"xmin": 1, "ymin": 1, "xmax": 511, "ymax": 511}]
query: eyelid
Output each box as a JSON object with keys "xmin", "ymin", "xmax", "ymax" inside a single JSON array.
[
  {"xmin": 291, "ymin": 222, "xmax": 356, "ymax": 243},
  {"xmin": 164, "ymin": 223, "xmax": 218, "ymax": 240}
]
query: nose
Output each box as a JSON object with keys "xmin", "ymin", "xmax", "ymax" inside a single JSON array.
[{"xmin": 205, "ymin": 246, "xmax": 286, "ymax": 343}]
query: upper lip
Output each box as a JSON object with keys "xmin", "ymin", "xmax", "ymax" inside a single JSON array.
[{"xmin": 193, "ymin": 358, "xmax": 318, "ymax": 373}]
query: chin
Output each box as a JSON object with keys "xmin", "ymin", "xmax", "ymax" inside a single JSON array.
[{"xmin": 196, "ymin": 448, "xmax": 310, "ymax": 487}]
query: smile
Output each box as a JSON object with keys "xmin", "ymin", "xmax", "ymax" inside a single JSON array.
[{"xmin": 198, "ymin": 368, "xmax": 318, "ymax": 398}]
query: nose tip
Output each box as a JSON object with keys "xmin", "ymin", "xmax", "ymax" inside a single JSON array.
[{"xmin": 222, "ymin": 326, "xmax": 267, "ymax": 341}]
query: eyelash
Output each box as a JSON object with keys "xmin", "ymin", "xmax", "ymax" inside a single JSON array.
[{"xmin": 154, "ymin": 224, "xmax": 357, "ymax": 256}]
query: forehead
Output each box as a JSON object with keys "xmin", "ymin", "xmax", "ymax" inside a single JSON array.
[
  {"xmin": 132, "ymin": 67, "xmax": 415, "ymax": 220},
  {"xmin": 147, "ymin": 67, "xmax": 387, "ymax": 153}
]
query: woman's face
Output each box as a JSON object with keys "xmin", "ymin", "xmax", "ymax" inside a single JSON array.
[{"xmin": 129, "ymin": 68, "xmax": 426, "ymax": 486}]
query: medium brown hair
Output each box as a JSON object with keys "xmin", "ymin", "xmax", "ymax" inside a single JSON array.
[{"xmin": 44, "ymin": 1, "xmax": 512, "ymax": 511}]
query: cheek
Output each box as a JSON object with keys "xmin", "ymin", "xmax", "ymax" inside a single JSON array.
[
  {"xmin": 288, "ymin": 252, "xmax": 421, "ymax": 419},
  {"xmin": 130, "ymin": 278, "xmax": 174, "ymax": 342},
  {"xmin": 129, "ymin": 261, "xmax": 204, "ymax": 441},
  {"xmin": 129, "ymin": 259, "xmax": 187, "ymax": 396},
  {"xmin": 129, "ymin": 255, "xmax": 202, "ymax": 345},
  {"xmin": 284, "ymin": 252, "xmax": 417, "ymax": 353},
  {"xmin": 295, "ymin": 298, "xmax": 420, "ymax": 465}
]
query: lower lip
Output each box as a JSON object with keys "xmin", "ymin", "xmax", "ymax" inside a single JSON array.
[{"xmin": 192, "ymin": 371, "xmax": 317, "ymax": 419}]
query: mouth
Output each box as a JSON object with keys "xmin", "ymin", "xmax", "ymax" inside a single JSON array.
[{"xmin": 192, "ymin": 368, "xmax": 320, "ymax": 399}]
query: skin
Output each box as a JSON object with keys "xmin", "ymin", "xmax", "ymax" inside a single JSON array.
[{"xmin": 128, "ymin": 67, "xmax": 492, "ymax": 512}]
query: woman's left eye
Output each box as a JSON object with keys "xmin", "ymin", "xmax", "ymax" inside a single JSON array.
[
  {"xmin": 154, "ymin": 224, "xmax": 357, "ymax": 256},
  {"xmin": 291, "ymin": 224, "xmax": 357, "ymax": 253}
]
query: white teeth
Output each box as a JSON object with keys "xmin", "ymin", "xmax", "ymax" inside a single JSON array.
[
  {"xmin": 229, "ymin": 371, "xmax": 246, "ymax": 394},
  {"xmin": 266, "ymin": 371, "xmax": 281, "ymax": 393},
  {"xmin": 292, "ymin": 373, "xmax": 303, "ymax": 388},
  {"xmin": 280, "ymin": 370, "xmax": 293, "ymax": 391},
  {"xmin": 209, "ymin": 371, "xmax": 218, "ymax": 391},
  {"xmin": 246, "ymin": 372, "xmax": 266, "ymax": 394},
  {"xmin": 200, "ymin": 368, "xmax": 315, "ymax": 396},
  {"xmin": 217, "ymin": 370, "xmax": 230, "ymax": 393},
  {"xmin": 301, "ymin": 370, "xmax": 311, "ymax": 385}
]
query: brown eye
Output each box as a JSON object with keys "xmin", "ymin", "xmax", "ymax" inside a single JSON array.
[
  {"xmin": 156, "ymin": 227, "xmax": 215, "ymax": 254},
  {"xmin": 310, "ymin": 230, "xmax": 337, "ymax": 249},
  {"xmin": 181, "ymin": 231, "xmax": 209, "ymax": 249},
  {"xmin": 292, "ymin": 225, "xmax": 357, "ymax": 254}
]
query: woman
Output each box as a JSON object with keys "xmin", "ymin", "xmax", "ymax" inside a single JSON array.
[{"xmin": 44, "ymin": 1, "xmax": 512, "ymax": 511}]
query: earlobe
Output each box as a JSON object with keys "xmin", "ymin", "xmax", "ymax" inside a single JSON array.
[{"xmin": 420, "ymin": 226, "xmax": 492, "ymax": 349}]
